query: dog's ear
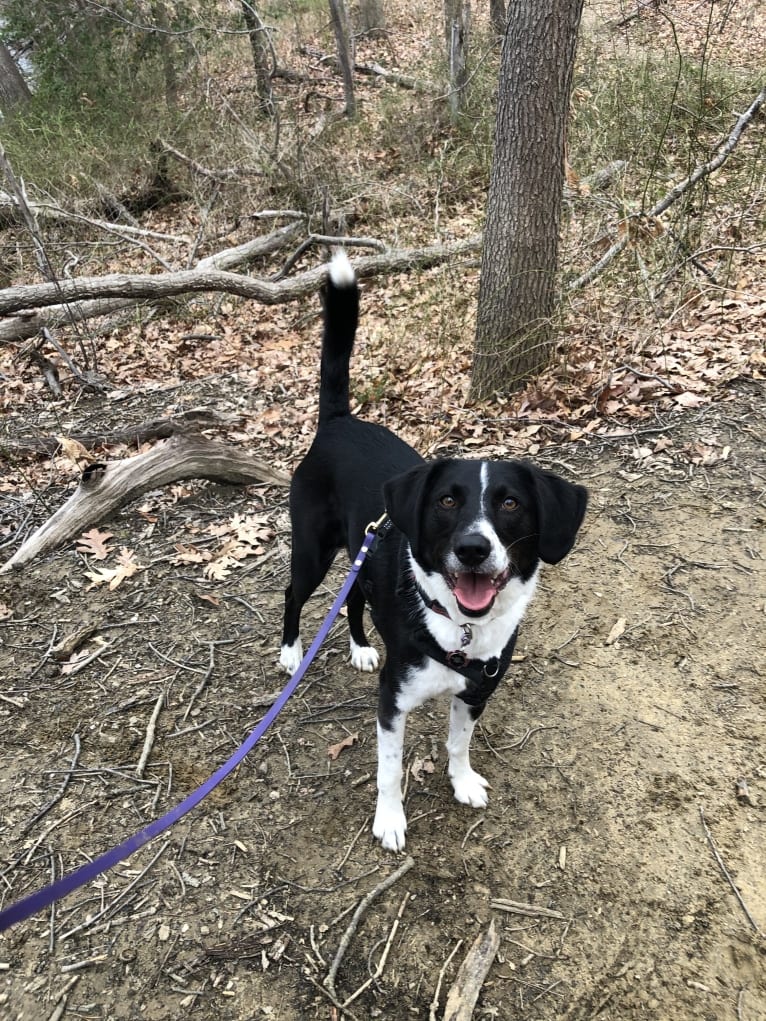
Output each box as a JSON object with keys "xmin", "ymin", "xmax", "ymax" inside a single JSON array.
[
  {"xmin": 525, "ymin": 465, "xmax": 588, "ymax": 564},
  {"xmin": 383, "ymin": 462, "xmax": 435, "ymax": 561}
]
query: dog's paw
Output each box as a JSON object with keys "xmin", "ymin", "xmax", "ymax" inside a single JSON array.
[
  {"xmin": 279, "ymin": 640, "xmax": 303, "ymax": 675},
  {"xmin": 450, "ymin": 768, "xmax": 490, "ymax": 809},
  {"xmin": 372, "ymin": 798, "xmax": 407, "ymax": 852},
  {"xmin": 350, "ymin": 639, "xmax": 379, "ymax": 673}
]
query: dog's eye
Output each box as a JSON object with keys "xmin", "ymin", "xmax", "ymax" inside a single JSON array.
[
  {"xmin": 501, "ymin": 497, "xmax": 519, "ymax": 512},
  {"xmin": 439, "ymin": 495, "xmax": 457, "ymax": 510}
]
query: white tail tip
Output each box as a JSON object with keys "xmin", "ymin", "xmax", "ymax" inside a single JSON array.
[{"xmin": 328, "ymin": 248, "xmax": 355, "ymax": 287}]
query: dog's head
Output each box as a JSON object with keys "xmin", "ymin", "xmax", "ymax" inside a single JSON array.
[{"xmin": 384, "ymin": 459, "xmax": 587, "ymax": 619}]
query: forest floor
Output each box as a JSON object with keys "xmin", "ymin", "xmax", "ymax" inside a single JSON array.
[
  {"xmin": 0, "ymin": 367, "xmax": 764, "ymax": 1020},
  {"xmin": 0, "ymin": 0, "xmax": 765, "ymax": 1018}
]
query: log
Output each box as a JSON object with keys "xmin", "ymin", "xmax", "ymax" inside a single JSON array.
[
  {"xmin": 3, "ymin": 409, "xmax": 243, "ymax": 458},
  {"xmin": 0, "ymin": 434, "xmax": 289, "ymax": 573}
]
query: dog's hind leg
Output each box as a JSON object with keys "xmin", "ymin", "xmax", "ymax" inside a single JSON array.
[
  {"xmin": 279, "ymin": 541, "xmax": 338, "ymax": 675},
  {"xmin": 346, "ymin": 581, "xmax": 379, "ymax": 672},
  {"xmin": 446, "ymin": 697, "xmax": 490, "ymax": 809}
]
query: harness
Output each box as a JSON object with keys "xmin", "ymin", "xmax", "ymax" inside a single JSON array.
[{"xmin": 370, "ymin": 517, "xmax": 518, "ymax": 707}]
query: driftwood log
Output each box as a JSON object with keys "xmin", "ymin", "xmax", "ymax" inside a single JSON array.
[{"xmin": 0, "ymin": 434, "xmax": 289, "ymax": 573}]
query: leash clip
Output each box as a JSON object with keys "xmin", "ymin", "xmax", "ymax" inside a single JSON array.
[{"xmin": 365, "ymin": 511, "xmax": 390, "ymax": 534}]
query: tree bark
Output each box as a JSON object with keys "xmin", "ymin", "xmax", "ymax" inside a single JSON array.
[
  {"xmin": 0, "ymin": 42, "xmax": 31, "ymax": 113},
  {"xmin": 241, "ymin": 1, "xmax": 276, "ymax": 117},
  {"xmin": 328, "ymin": 0, "xmax": 356, "ymax": 118},
  {"xmin": 445, "ymin": 0, "xmax": 471, "ymax": 119},
  {"xmin": 471, "ymin": 0, "xmax": 584, "ymax": 398}
]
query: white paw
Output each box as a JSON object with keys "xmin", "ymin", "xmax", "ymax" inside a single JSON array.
[
  {"xmin": 372, "ymin": 797, "xmax": 407, "ymax": 852},
  {"xmin": 450, "ymin": 768, "xmax": 490, "ymax": 808},
  {"xmin": 350, "ymin": 639, "xmax": 379, "ymax": 672},
  {"xmin": 279, "ymin": 640, "xmax": 303, "ymax": 675}
]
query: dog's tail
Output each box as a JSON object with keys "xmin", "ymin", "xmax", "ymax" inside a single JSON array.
[{"xmin": 319, "ymin": 249, "xmax": 359, "ymax": 424}]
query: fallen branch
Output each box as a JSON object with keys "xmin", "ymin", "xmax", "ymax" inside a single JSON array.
[
  {"xmin": 3, "ymin": 408, "xmax": 244, "ymax": 458},
  {"xmin": 0, "ymin": 234, "xmax": 482, "ymax": 317},
  {"xmin": 325, "ymin": 855, "xmax": 415, "ymax": 1000},
  {"xmin": 0, "ymin": 434, "xmax": 289, "ymax": 573},
  {"xmin": 442, "ymin": 919, "xmax": 500, "ymax": 1021},
  {"xmin": 490, "ymin": 898, "xmax": 567, "ymax": 920},
  {"xmin": 568, "ymin": 85, "xmax": 766, "ymax": 292}
]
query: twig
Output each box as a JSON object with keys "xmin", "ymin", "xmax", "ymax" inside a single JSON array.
[
  {"xmin": 19, "ymin": 734, "xmax": 81, "ymax": 837},
  {"xmin": 46, "ymin": 975, "xmax": 80, "ymax": 1021},
  {"xmin": 490, "ymin": 898, "xmax": 567, "ymax": 920},
  {"xmin": 429, "ymin": 939, "xmax": 464, "ymax": 1021},
  {"xmin": 136, "ymin": 690, "xmax": 166, "ymax": 778},
  {"xmin": 325, "ymin": 856, "xmax": 415, "ymax": 999},
  {"xmin": 59, "ymin": 840, "xmax": 170, "ymax": 941},
  {"xmin": 568, "ymin": 85, "xmax": 766, "ymax": 292},
  {"xmin": 342, "ymin": 891, "xmax": 409, "ymax": 1006},
  {"xmin": 699, "ymin": 807, "xmax": 762, "ymax": 934},
  {"xmin": 182, "ymin": 644, "xmax": 215, "ymax": 721}
]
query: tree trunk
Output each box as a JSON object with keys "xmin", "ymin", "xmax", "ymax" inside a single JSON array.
[
  {"xmin": 328, "ymin": 0, "xmax": 356, "ymax": 118},
  {"xmin": 357, "ymin": 0, "xmax": 386, "ymax": 36},
  {"xmin": 0, "ymin": 42, "xmax": 31, "ymax": 113},
  {"xmin": 241, "ymin": 1, "xmax": 276, "ymax": 117},
  {"xmin": 444, "ymin": 0, "xmax": 470, "ymax": 119},
  {"xmin": 471, "ymin": 0, "xmax": 583, "ymax": 398},
  {"xmin": 489, "ymin": 0, "xmax": 506, "ymax": 35}
]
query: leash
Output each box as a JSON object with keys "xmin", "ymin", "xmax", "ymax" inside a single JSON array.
[{"xmin": 0, "ymin": 516, "xmax": 388, "ymax": 933}]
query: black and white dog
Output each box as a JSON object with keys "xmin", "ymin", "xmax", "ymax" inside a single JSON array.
[{"xmin": 280, "ymin": 251, "xmax": 587, "ymax": 851}]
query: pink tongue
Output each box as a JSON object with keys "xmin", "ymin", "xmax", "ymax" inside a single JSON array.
[{"xmin": 453, "ymin": 573, "xmax": 496, "ymax": 612}]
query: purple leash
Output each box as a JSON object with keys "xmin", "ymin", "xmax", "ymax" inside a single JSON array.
[{"xmin": 0, "ymin": 522, "xmax": 383, "ymax": 932}]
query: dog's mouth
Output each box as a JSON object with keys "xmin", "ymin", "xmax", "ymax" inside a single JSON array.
[{"xmin": 446, "ymin": 568, "xmax": 511, "ymax": 616}]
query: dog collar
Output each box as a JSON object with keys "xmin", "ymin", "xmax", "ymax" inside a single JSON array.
[{"xmin": 404, "ymin": 572, "xmax": 518, "ymax": 705}]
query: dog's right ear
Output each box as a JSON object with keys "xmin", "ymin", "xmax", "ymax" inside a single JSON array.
[{"xmin": 383, "ymin": 463, "xmax": 435, "ymax": 564}]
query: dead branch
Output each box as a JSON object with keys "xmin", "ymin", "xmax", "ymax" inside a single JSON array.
[
  {"xmin": 568, "ymin": 86, "xmax": 766, "ymax": 292},
  {"xmin": 156, "ymin": 137, "xmax": 263, "ymax": 182},
  {"xmin": 3, "ymin": 408, "xmax": 244, "ymax": 458},
  {"xmin": 0, "ymin": 434, "xmax": 289, "ymax": 573},
  {"xmin": 442, "ymin": 919, "xmax": 500, "ymax": 1021},
  {"xmin": 699, "ymin": 806, "xmax": 762, "ymax": 934},
  {"xmin": 325, "ymin": 856, "xmax": 415, "ymax": 1000},
  {"xmin": 0, "ymin": 234, "xmax": 482, "ymax": 326}
]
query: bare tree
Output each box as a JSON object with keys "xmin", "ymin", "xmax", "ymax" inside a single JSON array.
[
  {"xmin": 241, "ymin": 0, "xmax": 276, "ymax": 117},
  {"xmin": 328, "ymin": 0, "xmax": 356, "ymax": 117},
  {"xmin": 444, "ymin": 0, "xmax": 470, "ymax": 118},
  {"xmin": 357, "ymin": 0, "xmax": 386, "ymax": 37},
  {"xmin": 471, "ymin": 0, "xmax": 584, "ymax": 397},
  {"xmin": 0, "ymin": 41, "xmax": 31, "ymax": 112}
]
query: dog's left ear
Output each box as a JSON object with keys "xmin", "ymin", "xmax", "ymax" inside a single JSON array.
[{"xmin": 525, "ymin": 465, "xmax": 588, "ymax": 564}]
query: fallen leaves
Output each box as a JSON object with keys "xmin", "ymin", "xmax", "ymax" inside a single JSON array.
[
  {"xmin": 76, "ymin": 528, "xmax": 114, "ymax": 560},
  {"xmin": 327, "ymin": 733, "xmax": 359, "ymax": 760},
  {"xmin": 84, "ymin": 547, "xmax": 143, "ymax": 590}
]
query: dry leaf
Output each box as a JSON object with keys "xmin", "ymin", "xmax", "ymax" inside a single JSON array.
[
  {"xmin": 57, "ymin": 436, "xmax": 91, "ymax": 467},
  {"xmin": 410, "ymin": 756, "xmax": 436, "ymax": 782},
  {"xmin": 606, "ymin": 618, "xmax": 627, "ymax": 645},
  {"xmin": 327, "ymin": 732, "xmax": 359, "ymax": 760},
  {"xmin": 77, "ymin": 527, "xmax": 114, "ymax": 560},
  {"xmin": 0, "ymin": 601, "xmax": 12, "ymax": 621}
]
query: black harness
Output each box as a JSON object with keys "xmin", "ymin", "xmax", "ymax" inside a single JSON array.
[{"xmin": 364, "ymin": 515, "xmax": 519, "ymax": 706}]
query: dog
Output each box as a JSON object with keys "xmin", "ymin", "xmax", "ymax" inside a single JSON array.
[{"xmin": 280, "ymin": 250, "xmax": 587, "ymax": 851}]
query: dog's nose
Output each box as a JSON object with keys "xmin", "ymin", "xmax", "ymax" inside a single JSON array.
[{"xmin": 454, "ymin": 533, "xmax": 492, "ymax": 567}]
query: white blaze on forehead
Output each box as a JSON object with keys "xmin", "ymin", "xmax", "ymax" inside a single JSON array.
[{"xmin": 480, "ymin": 462, "xmax": 490, "ymax": 514}]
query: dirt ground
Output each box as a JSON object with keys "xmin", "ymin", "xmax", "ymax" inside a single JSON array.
[{"xmin": 0, "ymin": 377, "xmax": 764, "ymax": 1021}]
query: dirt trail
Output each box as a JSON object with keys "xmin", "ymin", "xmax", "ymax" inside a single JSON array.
[{"xmin": 0, "ymin": 381, "xmax": 764, "ymax": 1020}]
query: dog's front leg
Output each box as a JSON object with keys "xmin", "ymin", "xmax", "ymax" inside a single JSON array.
[
  {"xmin": 373, "ymin": 710, "xmax": 408, "ymax": 851},
  {"xmin": 446, "ymin": 696, "xmax": 489, "ymax": 809}
]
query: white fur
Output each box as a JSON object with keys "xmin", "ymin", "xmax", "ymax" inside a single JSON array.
[
  {"xmin": 373, "ymin": 717, "xmax": 408, "ymax": 851},
  {"xmin": 328, "ymin": 248, "xmax": 355, "ymax": 287},
  {"xmin": 410, "ymin": 552, "xmax": 539, "ymax": 655},
  {"xmin": 350, "ymin": 638, "xmax": 379, "ymax": 672},
  {"xmin": 279, "ymin": 639, "xmax": 303, "ymax": 675},
  {"xmin": 447, "ymin": 697, "xmax": 489, "ymax": 807}
]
